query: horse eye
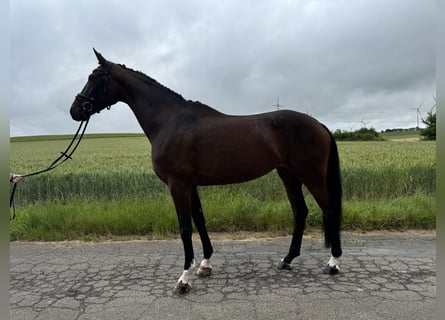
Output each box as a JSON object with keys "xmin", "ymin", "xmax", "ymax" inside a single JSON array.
[{"xmin": 88, "ymin": 72, "xmax": 99, "ymax": 81}]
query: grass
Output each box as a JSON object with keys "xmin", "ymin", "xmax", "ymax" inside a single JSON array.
[
  {"xmin": 10, "ymin": 135, "xmax": 436, "ymax": 241},
  {"xmin": 10, "ymin": 191, "xmax": 435, "ymax": 241}
]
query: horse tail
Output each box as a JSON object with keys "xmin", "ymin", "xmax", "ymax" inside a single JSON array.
[{"xmin": 323, "ymin": 126, "xmax": 343, "ymax": 252}]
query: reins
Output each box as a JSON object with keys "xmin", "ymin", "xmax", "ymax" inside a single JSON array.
[{"xmin": 9, "ymin": 119, "xmax": 89, "ymax": 220}]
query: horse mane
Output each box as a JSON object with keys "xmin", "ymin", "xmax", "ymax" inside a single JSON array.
[
  {"xmin": 115, "ymin": 63, "xmax": 223, "ymax": 115},
  {"xmin": 116, "ymin": 63, "xmax": 185, "ymax": 101}
]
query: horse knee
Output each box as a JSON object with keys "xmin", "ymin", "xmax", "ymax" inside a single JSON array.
[{"xmin": 179, "ymin": 224, "xmax": 192, "ymax": 238}]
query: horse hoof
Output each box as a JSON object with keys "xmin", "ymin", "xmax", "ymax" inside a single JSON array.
[
  {"xmin": 277, "ymin": 261, "xmax": 293, "ymax": 270},
  {"xmin": 196, "ymin": 266, "xmax": 212, "ymax": 277},
  {"xmin": 323, "ymin": 264, "xmax": 339, "ymax": 275},
  {"xmin": 174, "ymin": 280, "xmax": 192, "ymax": 294}
]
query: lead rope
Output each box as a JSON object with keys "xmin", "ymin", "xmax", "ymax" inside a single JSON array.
[{"xmin": 9, "ymin": 119, "xmax": 89, "ymax": 220}]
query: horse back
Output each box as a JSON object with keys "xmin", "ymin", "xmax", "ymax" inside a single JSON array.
[{"xmin": 151, "ymin": 109, "xmax": 330, "ymax": 185}]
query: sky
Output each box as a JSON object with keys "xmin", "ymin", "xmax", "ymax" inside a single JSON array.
[{"xmin": 10, "ymin": 0, "xmax": 436, "ymax": 137}]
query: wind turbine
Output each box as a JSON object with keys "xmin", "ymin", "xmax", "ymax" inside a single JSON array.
[
  {"xmin": 430, "ymin": 95, "xmax": 436, "ymax": 113},
  {"xmin": 272, "ymin": 97, "xmax": 284, "ymax": 110},
  {"xmin": 411, "ymin": 102, "xmax": 423, "ymax": 128},
  {"xmin": 358, "ymin": 116, "xmax": 370, "ymax": 128}
]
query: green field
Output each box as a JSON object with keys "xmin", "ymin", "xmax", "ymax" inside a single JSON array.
[
  {"xmin": 10, "ymin": 134, "xmax": 436, "ymax": 240},
  {"xmin": 380, "ymin": 130, "xmax": 421, "ymax": 141}
]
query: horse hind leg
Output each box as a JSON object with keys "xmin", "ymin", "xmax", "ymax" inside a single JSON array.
[
  {"xmin": 191, "ymin": 187, "xmax": 214, "ymax": 277},
  {"xmin": 304, "ymin": 180, "xmax": 342, "ymax": 275},
  {"xmin": 276, "ymin": 168, "xmax": 308, "ymax": 270}
]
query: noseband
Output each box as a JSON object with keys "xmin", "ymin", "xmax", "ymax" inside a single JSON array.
[
  {"xmin": 76, "ymin": 64, "xmax": 113, "ymax": 116},
  {"xmin": 76, "ymin": 93, "xmax": 97, "ymax": 114}
]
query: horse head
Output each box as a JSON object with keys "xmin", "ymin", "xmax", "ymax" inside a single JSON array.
[{"xmin": 70, "ymin": 49, "xmax": 120, "ymax": 121}]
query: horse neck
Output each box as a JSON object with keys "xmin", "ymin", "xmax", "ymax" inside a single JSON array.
[{"xmin": 112, "ymin": 65, "xmax": 185, "ymax": 141}]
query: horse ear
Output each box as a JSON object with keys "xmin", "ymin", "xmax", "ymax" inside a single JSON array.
[{"xmin": 93, "ymin": 48, "xmax": 108, "ymax": 66}]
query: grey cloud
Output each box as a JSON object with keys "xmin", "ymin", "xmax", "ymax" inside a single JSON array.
[{"xmin": 10, "ymin": 0, "xmax": 435, "ymax": 136}]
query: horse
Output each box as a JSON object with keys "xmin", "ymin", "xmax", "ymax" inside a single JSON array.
[{"xmin": 70, "ymin": 49, "xmax": 343, "ymax": 294}]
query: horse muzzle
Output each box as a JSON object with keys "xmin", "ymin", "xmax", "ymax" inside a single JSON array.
[
  {"xmin": 70, "ymin": 102, "xmax": 90, "ymax": 121},
  {"xmin": 70, "ymin": 94, "xmax": 96, "ymax": 121}
]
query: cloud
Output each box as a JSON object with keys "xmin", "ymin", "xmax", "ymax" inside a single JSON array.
[{"xmin": 10, "ymin": 0, "xmax": 435, "ymax": 136}]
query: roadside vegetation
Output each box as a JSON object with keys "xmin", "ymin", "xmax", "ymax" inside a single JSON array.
[
  {"xmin": 420, "ymin": 111, "xmax": 436, "ymax": 141},
  {"xmin": 10, "ymin": 134, "xmax": 436, "ymax": 241},
  {"xmin": 333, "ymin": 127, "xmax": 384, "ymax": 141}
]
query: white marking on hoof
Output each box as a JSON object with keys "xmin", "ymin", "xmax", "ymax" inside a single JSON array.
[
  {"xmin": 328, "ymin": 256, "xmax": 340, "ymax": 269},
  {"xmin": 324, "ymin": 256, "xmax": 340, "ymax": 275},
  {"xmin": 175, "ymin": 270, "xmax": 192, "ymax": 293},
  {"xmin": 277, "ymin": 258, "xmax": 292, "ymax": 270},
  {"xmin": 196, "ymin": 259, "xmax": 212, "ymax": 277}
]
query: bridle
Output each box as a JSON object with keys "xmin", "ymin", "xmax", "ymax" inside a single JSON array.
[
  {"xmin": 10, "ymin": 119, "xmax": 89, "ymax": 220},
  {"xmin": 75, "ymin": 63, "xmax": 113, "ymax": 117},
  {"xmin": 10, "ymin": 65, "xmax": 115, "ymax": 220}
]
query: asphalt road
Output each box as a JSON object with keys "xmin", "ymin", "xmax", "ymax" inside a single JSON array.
[{"xmin": 10, "ymin": 231, "xmax": 436, "ymax": 320}]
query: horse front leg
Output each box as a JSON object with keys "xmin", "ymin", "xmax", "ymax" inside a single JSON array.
[
  {"xmin": 191, "ymin": 187, "xmax": 213, "ymax": 277},
  {"xmin": 169, "ymin": 181, "xmax": 195, "ymax": 294}
]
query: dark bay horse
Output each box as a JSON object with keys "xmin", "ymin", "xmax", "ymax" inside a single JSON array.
[{"xmin": 70, "ymin": 49, "xmax": 343, "ymax": 293}]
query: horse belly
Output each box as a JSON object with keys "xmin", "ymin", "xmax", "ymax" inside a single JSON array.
[{"xmin": 194, "ymin": 141, "xmax": 278, "ymax": 185}]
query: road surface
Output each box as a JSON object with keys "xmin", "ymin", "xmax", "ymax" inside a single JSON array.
[{"xmin": 10, "ymin": 231, "xmax": 435, "ymax": 320}]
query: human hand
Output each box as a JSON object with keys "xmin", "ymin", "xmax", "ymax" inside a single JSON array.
[{"xmin": 11, "ymin": 174, "xmax": 24, "ymax": 183}]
